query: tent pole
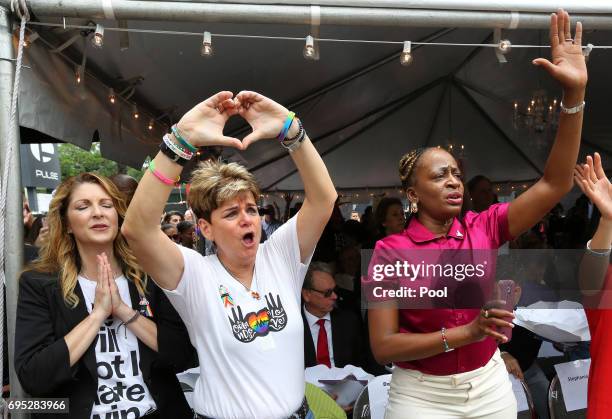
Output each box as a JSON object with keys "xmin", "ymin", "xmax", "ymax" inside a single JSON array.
[
  {"xmin": 0, "ymin": 6, "xmax": 26, "ymax": 418},
  {"xmin": 1, "ymin": 0, "xmax": 612, "ymax": 29},
  {"xmin": 158, "ymin": 0, "xmax": 612, "ymax": 15}
]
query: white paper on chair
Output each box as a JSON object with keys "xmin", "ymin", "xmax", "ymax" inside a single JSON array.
[
  {"xmin": 509, "ymin": 375, "xmax": 529, "ymax": 412},
  {"xmin": 305, "ymin": 365, "xmax": 374, "ymax": 406},
  {"xmin": 554, "ymin": 359, "xmax": 590, "ymax": 412},
  {"xmin": 513, "ymin": 301, "xmax": 591, "ymax": 342},
  {"xmin": 367, "ymin": 374, "xmax": 392, "ymax": 419}
]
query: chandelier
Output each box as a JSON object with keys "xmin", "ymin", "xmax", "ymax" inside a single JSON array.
[{"xmin": 513, "ymin": 89, "xmax": 559, "ymax": 133}]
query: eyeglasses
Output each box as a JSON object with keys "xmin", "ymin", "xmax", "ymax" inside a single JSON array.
[{"xmin": 307, "ymin": 287, "xmax": 338, "ymax": 298}]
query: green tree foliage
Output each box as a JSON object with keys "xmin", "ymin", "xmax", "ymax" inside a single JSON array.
[{"xmin": 59, "ymin": 143, "xmax": 144, "ymax": 181}]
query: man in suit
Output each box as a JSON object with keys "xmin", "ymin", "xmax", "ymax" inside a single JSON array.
[{"xmin": 301, "ymin": 261, "xmax": 366, "ymax": 370}]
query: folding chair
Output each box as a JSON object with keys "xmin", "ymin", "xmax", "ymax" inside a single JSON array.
[
  {"xmin": 515, "ymin": 378, "xmax": 538, "ymax": 419},
  {"xmin": 353, "ymin": 374, "xmax": 392, "ymax": 419},
  {"xmin": 548, "ymin": 375, "xmax": 587, "ymax": 419}
]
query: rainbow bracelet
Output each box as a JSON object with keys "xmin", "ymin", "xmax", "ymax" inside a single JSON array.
[
  {"xmin": 277, "ymin": 112, "xmax": 296, "ymax": 141},
  {"xmin": 148, "ymin": 160, "xmax": 180, "ymax": 186},
  {"xmin": 171, "ymin": 124, "xmax": 198, "ymax": 154}
]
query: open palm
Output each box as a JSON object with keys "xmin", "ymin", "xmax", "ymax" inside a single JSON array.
[
  {"xmin": 574, "ymin": 153, "xmax": 612, "ymax": 220},
  {"xmin": 533, "ymin": 9, "xmax": 588, "ymax": 91}
]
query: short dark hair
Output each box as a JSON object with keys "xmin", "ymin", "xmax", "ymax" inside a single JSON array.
[
  {"xmin": 161, "ymin": 223, "xmax": 177, "ymax": 233},
  {"xmin": 303, "ymin": 261, "xmax": 334, "ymax": 290},
  {"xmin": 176, "ymin": 220, "xmax": 194, "ymax": 234},
  {"xmin": 163, "ymin": 211, "xmax": 184, "ymax": 224},
  {"xmin": 466, "ymin": 175, "xmax": 491, "ymax": 194}
]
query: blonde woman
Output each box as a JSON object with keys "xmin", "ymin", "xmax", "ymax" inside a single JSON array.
[
  {"xmin": 15, "ymin": 173, "xmax": 195, "ymax": 419},
  {"xmin": 122, "ymin": 91, "xmax": 337, "ymax": 418}
]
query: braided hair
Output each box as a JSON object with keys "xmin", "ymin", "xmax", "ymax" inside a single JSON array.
[{"xmin": 399, "ymin": 147, "xmax": 433, "ymax": 191}]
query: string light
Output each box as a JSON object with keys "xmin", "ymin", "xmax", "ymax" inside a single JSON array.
[
  {"xmin": 303, "ymin": 35, "xmax": 316, "ymax": 60},
  {"xmin": 148, "ymin": 118, "xmax": 154, "ymax": 130},
  {"xmin": 108, "ymin": 88, "xmax": 116, "ymax": 104},
  {"xmin": 132, "ymin": 104, "xmax": 139, "ymax": 119},
  {"xmin": 201, "ymin": 31, "xmax": 213, "ymax": 57},
  {"xmin": 92, "ymin": 24, "xmax": 104, "ymax": 48},
  {"xmin": 25, "ymin": 21, "xmax": 612, "ymax": 54},
  {"xmin": 400, "ymin": 41, "xmax": 413, "ymax": 66}
]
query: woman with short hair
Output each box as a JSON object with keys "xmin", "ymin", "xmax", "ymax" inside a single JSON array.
[{"xmin": 122, "ymin": 90, "xmax": 337, "ymax": 418}]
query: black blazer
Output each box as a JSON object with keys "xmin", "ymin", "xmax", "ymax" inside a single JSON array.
[
  {"xmin": 15, "ymin": 270, "xmax": 197, "ymax": 419},
  {"xmin": 302, "ymin": 306, "xmax": 366, "ymax": 370}
]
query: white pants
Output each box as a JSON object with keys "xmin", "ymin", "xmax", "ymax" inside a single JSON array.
[{"xmin": 385, "ymin": 350, "xmax": 517, "ymax": 419}]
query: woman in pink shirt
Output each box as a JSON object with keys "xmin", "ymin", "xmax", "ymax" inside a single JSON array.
[{"xmin": 369, "ymin": 9, "xmax": 588, "ymax": 419}]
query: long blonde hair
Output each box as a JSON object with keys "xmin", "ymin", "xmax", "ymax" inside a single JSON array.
[{"xmin": 25, "ymin": 173, "xmax": 147, "ymax": 307}]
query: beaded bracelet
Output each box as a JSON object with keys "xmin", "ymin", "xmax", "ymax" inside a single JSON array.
[
  {"xmin": 148, "ymin": 160, "xmax": 180, "ymax": 186},
  {"xmin": 277, "ymin": 112, "xmax": 296, "ymax": 142},
  {"xmin": 171, "ymin": 124, "xmax": 198, "ymax": 153},
  {"xmin": 441, "ymin": 327, "xmax": 453, "ymax": 352},
  {"xmin": 281, "ymin": 118, "xmax": 306, "ymax": 153},
  {"xmin": 163, "ymin": 133, "xmax": 193, "ymax": 160}
]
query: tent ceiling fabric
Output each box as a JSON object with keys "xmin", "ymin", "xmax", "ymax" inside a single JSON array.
[{"xmin": 19, "ymin": 9, "xmax": 612, "ymax": 189}]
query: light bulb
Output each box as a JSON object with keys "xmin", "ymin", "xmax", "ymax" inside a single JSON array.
[
  {"xmin": 148, "ymin": 119, "xmax": 154, "ymax": 130},
  {"xmin": 75, "ymin": 65, "xmax": 83, "ymax": 84},
  {"xmin": 133, "ymin": 105, "xmax": 139, "ymax": 119},
  {"xmin": 109, "ymin": 88, "xmax": 116, "ymax": 104},
  {"xmin": 201, "ymin": 31, "xmax": 213, "ymax": 57},
  {"xmin": 92, "ymin": 24, "xmax": 104, "ymax": 48},
  {"xmin": 303, "ymin": 35, "xmax": 317, "ymax": 60},
  {"xmin": 400, "ymin": 41, "xmax": 413, "ymax": 66},
  {"xmin": 497, "ymin": 39, "xmax": 512, "ymax": 54}
]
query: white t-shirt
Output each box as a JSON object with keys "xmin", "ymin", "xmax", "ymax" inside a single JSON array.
[
  {"xmin": 78, "ymin": 276, "xmax": 157, "ymax": 419},
  {"xmin": 163, "ymin": 215, "xmax": 313, "ymax": 419}
]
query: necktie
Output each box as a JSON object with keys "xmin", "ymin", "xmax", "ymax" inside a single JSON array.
[{"xmin": 316, "ymin": 318, "xmax": 331, "ymax": 367}]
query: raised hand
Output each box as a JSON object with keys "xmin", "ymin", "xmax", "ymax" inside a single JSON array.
[
  {"xmin": 176, "ymin": 91, "xmax": 243, "ymax": 149},
  {"xmin": 235, "ymin": 91, "xmax": 295, "ymax": 149},
  {"xmin": 574, "ymin": 153, "xmax": 612, "ymax": 220},
  {"xmin": 532, "ymin": 9, "xmax": 587, "ymax": 92}
]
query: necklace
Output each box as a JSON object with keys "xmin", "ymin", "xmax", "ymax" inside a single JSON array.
[
  {"xmin": 79, "ymin": 270, "xmax": 122, "ymax": 281},
  {"xmin": 217, "ymin": 257, "xmax": 260, "ymax": 300}
]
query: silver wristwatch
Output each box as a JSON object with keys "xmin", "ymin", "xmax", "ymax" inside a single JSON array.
[{"xmin": 560, "ymin": 100, "xmax": 586, "ymax": 114}]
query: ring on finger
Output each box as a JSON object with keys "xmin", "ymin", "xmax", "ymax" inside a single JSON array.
[
  {"xmin": 483, "ymin": 309, "xmax": 489, "ymax": 319},
  {"xmin": 565, "ymin": 38, "xmax": 573, "ymax": 43}
]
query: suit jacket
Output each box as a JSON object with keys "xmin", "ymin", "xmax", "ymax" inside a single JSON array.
[
  {"xmin": 15, "ymin": 270, "xmax": 197, "ymax": 419},
  {"xmin": 302, "ymin": 306, "xmax": 366, "ymax": 370}
]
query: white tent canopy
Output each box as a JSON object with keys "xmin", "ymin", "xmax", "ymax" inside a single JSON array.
[{"xmin": 14, "ymin": 4, "xmax": 612, "ymax": 192}]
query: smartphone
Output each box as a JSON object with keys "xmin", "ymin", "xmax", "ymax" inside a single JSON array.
[{"xmin": 496, "ymin": 279, "xmax": 516, "ymax": 341}]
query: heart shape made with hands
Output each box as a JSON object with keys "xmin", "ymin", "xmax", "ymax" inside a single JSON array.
[{"xmin": 177, "ymin": 91, "xmax": 294, "ymax": 152}]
